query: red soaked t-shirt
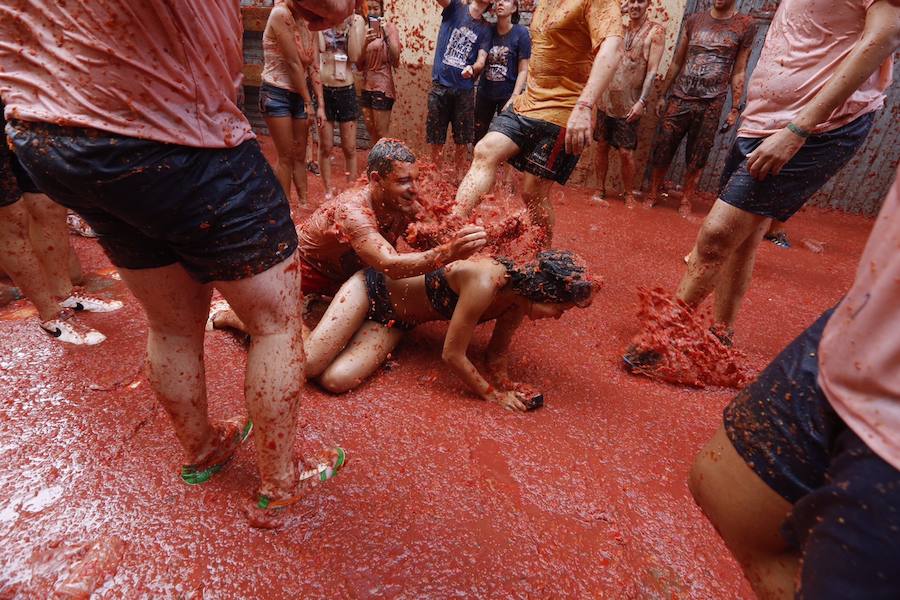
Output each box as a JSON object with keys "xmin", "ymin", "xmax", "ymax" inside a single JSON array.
[
  {"xmin": 671, "ymin": 11, "xmax": 756, "ymax": 101},
  {"xmin": 0, "ymin": 1, "xmax": 252, "ymax": 148}
]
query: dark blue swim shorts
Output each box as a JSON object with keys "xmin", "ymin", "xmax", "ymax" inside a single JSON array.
[
  {"xmin": 724, "ymin": 308, "xmax": 900, "ymax": 599},
  {"xmin": 7, "ymin": 121, "xmax": 297, "ymax": 283},
  {"xmin": 718, "ymin": 112, "xmax": 873, "ymax": 222}
]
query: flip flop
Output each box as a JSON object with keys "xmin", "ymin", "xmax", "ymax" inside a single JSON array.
[
  {"xmin": 256, "ymin": 447, "xmax": 347, "ymax": 510},
  {"xmin": 180, "ymin": 420, "xmax": 253, "ymax": 485}
]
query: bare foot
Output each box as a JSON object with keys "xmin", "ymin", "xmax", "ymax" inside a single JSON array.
[
  {"xmin": 624, "ymin": 193, "xmax": 637, "ymax": 210},
  {"xmin": 678, "ymin": 201, "xmax": 692, "ymax": 218}
]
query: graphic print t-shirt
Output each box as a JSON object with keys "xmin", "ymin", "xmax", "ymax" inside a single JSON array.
[
  {"xmin": 432, "ymin": 0, "xmax": 491, "ymax": 91},
  {"xmin": 671, "ymin": 11, "xmax": 755, "ymax": 100},
  {"xmin": 479, "ymin": 24, "xmax": 532, "ymax": 101}
]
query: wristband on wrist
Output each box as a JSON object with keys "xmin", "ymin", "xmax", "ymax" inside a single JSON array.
[{"xmin": 787, "ymin": 122, "xmax": 811, "ymax": 138}]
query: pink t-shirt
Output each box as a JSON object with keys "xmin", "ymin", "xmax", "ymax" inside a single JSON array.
[
  {"xmin": 361, "ymin": 22, "xmax": 402, "ymax": 99},
  {"xmin": 738, "ymin": 0, "xmax": 892, "ymax": 137},
  {"xmin": 0, "ymin": 1, "xmax": 253, "ymax": 148},
  {"xmin": 818, "ymin": 164, "xmax": 900, "ymax": 471}
]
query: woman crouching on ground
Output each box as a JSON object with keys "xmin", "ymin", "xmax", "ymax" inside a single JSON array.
[{"xmin": 304, "ymin": 250, "xmax": 597, "ymax": 410}]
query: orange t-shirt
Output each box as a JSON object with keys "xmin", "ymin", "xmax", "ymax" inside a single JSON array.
[
  {"xmin": 818, "ymin": 164, "xmax": 900, "ymax": 471},
  {"xmin": 514, "ymin": 0, "xmax": 623, "ymax": 128},
  {"xmin": 738, "ymin": 0, "xmax": 891, "ymax": 138},
  {"xmin": 0, "ymin": 1, "xmax": 252, "ymax": 148}
]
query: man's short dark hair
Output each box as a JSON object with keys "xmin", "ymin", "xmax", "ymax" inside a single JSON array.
[{"xmin": 367, "ymin": 138, "xmax": 416, "ymax": 177}]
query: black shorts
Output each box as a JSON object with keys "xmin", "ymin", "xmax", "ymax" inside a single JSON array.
[
  {"xmin": 426, "ymin": 83, "xmax": 475, "ymax": 145},
  {"xmin": 593, "ymin": 111, "xmax": 638, "ymax": 151},
  {"xmin": 323, "ymin": 84, "xmax": 360, "ymax": 123},
  {"xmin": 488, "ymin": 108, "xmax": 581, "ymax": 185},
  {"xmin": 652, "ymin": 95, "xmax": 725, "ymax": 171},
  {"xmin": 259, "ymin": 82, "xmax": 307, "ymax": 120},
  {"xmin": 724, "ymin": 309, "xmax": 900, "ymax": 599},
  {"xmin": 474, "ymin": 93, "xmax": 508, "ymax": 143},
  {"xmin": 363, "ymin": 268, "xmax": 415, "ymax": 330},
  {"xmin": 8, "ymin": 121, "xmax": 297, "ymax": 283},
  {"xmin": 359, "ymin": 90, "xmax": 395, "ymax": 111},
  {"xmin": 1, "ymin": 104, "xmax": 41, "ymax": 207},
  {"xmin": 719, "ymin": 112, "xmax": 874, "ymax": 222}
]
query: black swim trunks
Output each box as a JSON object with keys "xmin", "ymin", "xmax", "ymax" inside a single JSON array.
[
  {"xmin": 724, "ymin": 308, "xmax": 900, "ymax": 598},
  {"xmin": 593, "ymin": 111, "xmax": 638, "ymax": 151},
  {"xmin": 488, "ymin": 107, "xmax": 581, "ymax": 185},
  {"xmin": 424, "ymin": 267, "xmax": 459, "ymax": 319},
  {"xmin": 323, "ymin": 84, "xmax": 360, "ymax": 123},
  {"xmin": 363, "ymin": 268, "xmax": 415, "ymax": 330},
  {"xmin": 8, "ymin": 120, "xmax": 297, "ymax": 283},
  {"xmin": 426, "ymin": 83, "xmax": 475, "ymax": 145}
]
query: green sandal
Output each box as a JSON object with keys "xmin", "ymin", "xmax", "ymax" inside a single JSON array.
[
  {"xmin": 256, "ymin": 447, "xmax": 347, "ymax": 510},
  {"xmin": 181, "ymin": 420, "xmax": 253, "ymax": 485}
]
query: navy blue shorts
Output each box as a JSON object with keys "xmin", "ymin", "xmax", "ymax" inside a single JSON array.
[
  {"xmin": 724, "ymin": 309, "xmax": 900, "ymax": 599},
  {"xmin": 719, "ymin": 112, "xmax": 874, "ymax": 222},
  {"xmin": 488, "ymin": 108, "xmax": 580, "ymax": 185},
  {"xmin": 0, "ymin": 102, "xmax": 41, "ymax": 207},
  {"xmin": 7, "ymin": 121, "xmax": 297, "ymax": 283},
  {"xmin": 259, "ymin": 82, "xmax": 308, "ymax": 120}
]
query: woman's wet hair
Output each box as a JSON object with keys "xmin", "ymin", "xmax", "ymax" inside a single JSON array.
[
  {"xmin": 497, "ymin": 250, "xmax": 595, "ymax": 305},
  {"xmin": 367, "ymin": 138, "xmax": 416, "ymax": 177}
]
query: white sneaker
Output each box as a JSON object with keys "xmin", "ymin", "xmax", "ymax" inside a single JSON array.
[
  {"xmin": 206, "ymin": 299, "xmax": 232, "ymax": 331},
  {"xmin": 60, "ymin": 294, "xmax": 123, "ymax": 313},
  {"xmin": 40, "ymin": 310, "xmax": 106, "ymax": 345},
  {"xmin": 67, "ymin": 212, "xmax": 98, "ymax": 238}
]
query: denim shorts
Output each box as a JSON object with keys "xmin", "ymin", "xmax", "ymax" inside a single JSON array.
[
  {"xmin": 719, "ymin": 112, "xmax": 874, "ymax": 222},
  {"xmin": 259, "ymin": 82, "xmax": 308, "ymax": 120},
  {"xmin": 724, "ymin": 309, "xmax": 900, "ymax": 599},
  {"xmin": 8, "ymin": 120, "xmax": 297, "ymax": 283}
]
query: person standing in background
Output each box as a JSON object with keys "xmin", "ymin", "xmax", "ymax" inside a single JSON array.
[
  {"xmin": 358, "ymin": 0, "xmax": 402, "ymax": 143},
  {"xmin": 260, "ymin": 0, "xmax": 325, "ymax": 206},
  {"xmin": 449, "ymin": 0, "xmax": 623, "ymax": 246},
  {"xmin": 319, "ymin": 12, "xmax": 367, "ymax": 198},
  {"xmin": 646, "ymin": 0, "xmax": 755, "ymax": 216},
  {"xmin": 473, "ymin": 0, "xmax": 531, "ymax": 142},
  {"xmin": 427, "ymin": 0, "xmax": 492, "ymax": 176},
  {"xmin": 591, "ymin": 0, "xmax": 664, "ymax": 208}
]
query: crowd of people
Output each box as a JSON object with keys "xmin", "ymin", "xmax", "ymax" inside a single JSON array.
[{"xmin": 0, "ymin": 0, "xmax": 898, "ymax": 596}]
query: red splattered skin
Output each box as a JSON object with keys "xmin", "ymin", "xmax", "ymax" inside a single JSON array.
[{"xmin": 0, "ymin": 135, "xmax": 874, "ymax": 597}]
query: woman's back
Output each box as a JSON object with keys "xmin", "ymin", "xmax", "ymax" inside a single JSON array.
[{"xmin": 383, "ymin": 257, "xmax": 511, "ymax": 325}]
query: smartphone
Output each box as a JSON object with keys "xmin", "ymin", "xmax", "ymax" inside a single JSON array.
[
  {"xmin": 369, "ymin": 16, "xmax": 382, "ymax": 36},
  {"xmin": 525, "ymin": 394, "xmax": 544, "ymax": 411}
]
